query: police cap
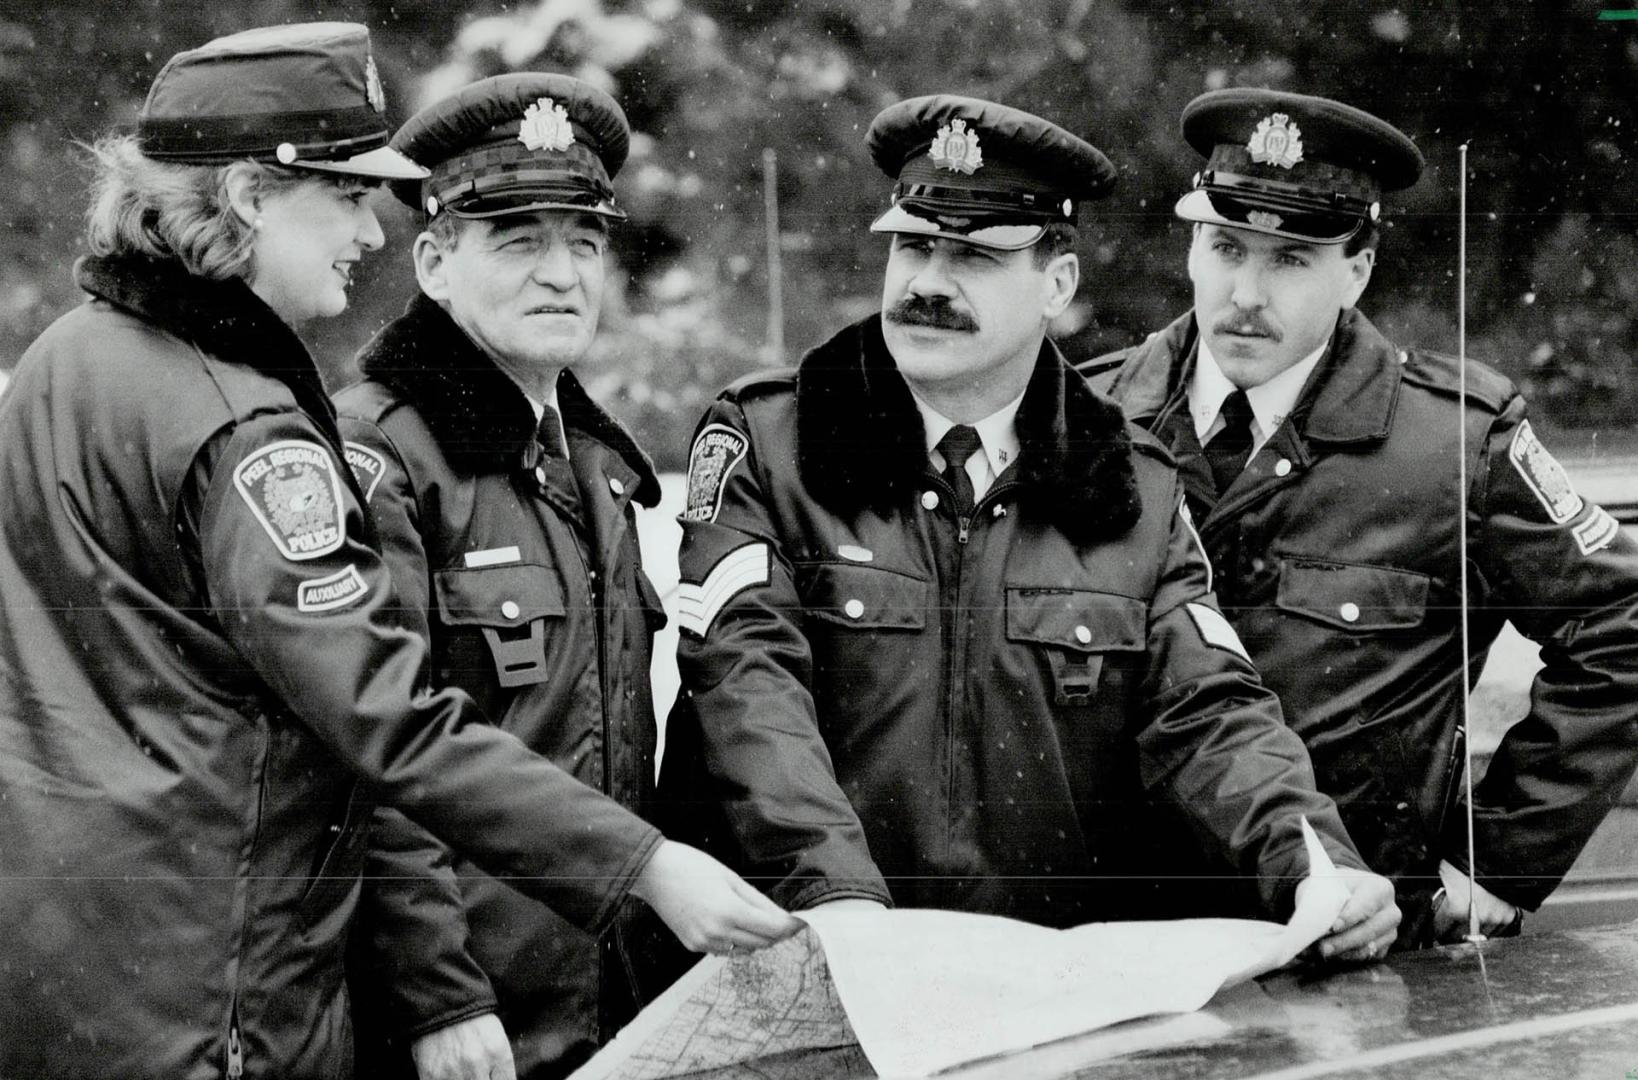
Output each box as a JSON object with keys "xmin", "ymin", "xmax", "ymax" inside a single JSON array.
[
  {"xmin": 138, "ymin": 22, "xmax": 425, "ymax": 181},
  {"xmin": 391, "ymin": 73, "xmax": 629, "ymax": 221},
  {"xmin": 866, "ymin": 95, "xmax": 1116, "ymax": 252},
  {"xmin": 1174, "ymin": 88, "xmax": 1423, "ymax": 244}
]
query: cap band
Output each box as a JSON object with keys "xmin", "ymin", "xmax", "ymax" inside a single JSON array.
[
  {"xmin": 894, "ymin": 181, "xmax": 1076, "ymax": 221},
  {"xmin": 1200, "ymin": 169, "xmax": 1375, "ymax": 218},
  {"xmin": 426, "ymin": 138, "xmax": 612, "ymax": 212},
  {"xmin": 140, "ymin": 105, "xmax": 386, "ymax": 162}
]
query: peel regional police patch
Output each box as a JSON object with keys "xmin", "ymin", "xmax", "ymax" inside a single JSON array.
[
  {"xmin": 234, "ymin": 440, "xmax": 346, "ymax": 561},
  {"xmin": 1508, "ymin": 420, "xmax": 1584, "ymax": 525},
  {"xmin": 682, "ymin": 424, "xmax": 749, "ymax": 523}
]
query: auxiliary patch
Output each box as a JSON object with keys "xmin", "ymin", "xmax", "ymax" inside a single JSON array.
[
  {"xmin": 343, "ymin": 442, "xmax": 386, "ymax": 504},
  {"xmin": 1572, "ymin": 505, "xmax": 1620, "ymax": 556},
  {"xmin": 234, "ymin": 440, "xmax": 345, "ymax": 561},
  {"xmin": 676, "ymin": 542, "xmax": 769, "ymax": 637},
  {"xmin": 1508, "ymin": 421, "xmax": 1584, "ymax": 524},
  {"xmin": 681, "ymin": 424, "xmax": 749, "ymax": 523},
  {"xmin": 297, "ymin": 564, "xmax": 369, "ymax": 613},
  {"xmin": 1186, "ymin": 602, "xmax": 1250, "ymax": 662}
]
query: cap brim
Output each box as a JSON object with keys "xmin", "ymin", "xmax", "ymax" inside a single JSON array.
[
  {"xmin": 447, "ymin": 193, "xmax": 626, "ymax": 221},
  {"xmin": 1174, "ymin": 189, "xmax": 1359, "ymax": 245},
  {"xmin": 869, "ymin": 203, "xmax": 1045, "ymax": 252},
  {"xmin": 293, "ymin": 144, "xmax": 429, "ymax": 181}
]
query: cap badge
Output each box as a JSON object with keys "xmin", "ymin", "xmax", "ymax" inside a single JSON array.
[
  {"xmin": 1247, "ymin": 113, "xmax": 1304, "ymax": 169},
  {"xmin": 929, "ymin": 118, "xmax": 983, "ymax": 175},
  {"xmin": 519, "ymin": 97, "xmax": 576, "ymax": 153},
  {"xmin": 1247, "ymin": 210, "xmax": 1284, "ymax": 230},
  {"xmin": 365, "ymin": 55, "xmax": 385, "ymax": 114}
]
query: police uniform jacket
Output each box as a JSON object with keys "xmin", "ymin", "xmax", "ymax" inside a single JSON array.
[
  {"xmin": 336, "ymin": 295, "xmax": 665, "ymax": 1080},
  {"xmin": 0, "ymin": 255, "xmax": 661, "ymax": 1080},
  {"xmin": 658, "ymin": 314, "xmax": 1366, "ymax": 927},
  {"xmin": 1089, "ymin": 307, "xmax": 1638, "ymax": 942}
]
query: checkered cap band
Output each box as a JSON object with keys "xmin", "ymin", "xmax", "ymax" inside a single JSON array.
[{"xmin": 427, "ymin": 138, "xmax": 612, "ymax": 210}]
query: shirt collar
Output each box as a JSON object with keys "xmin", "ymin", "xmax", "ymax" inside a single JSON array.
[
  {"xmin": 910, "ymin": 385, "xmax": 1025, "ymax": 478},
  {"xmin": 1191, "ymin": 337, "xmax": 1328, "ymax": 446}
]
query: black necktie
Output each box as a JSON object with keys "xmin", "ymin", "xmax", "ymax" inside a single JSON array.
[
  {"xmin": 1205, "ymin": 390, "xmax": 1254, "ymax": 495},
  {"xmin": 537, "ymin": 403, "xmax": 568, "ymax": 460},
  {"xmin": 535, "ymin": 404, "xmax": 582, "ymax": 521},
  {"xmin": 936, "ymin": 424, "xmax": 983, "ymax": 516}
]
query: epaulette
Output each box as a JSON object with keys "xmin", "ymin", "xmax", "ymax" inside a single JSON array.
[
  {"xmin": 1398, "ymin": 348, "xmax": 1515, "ymax": 415},
  {"xmin": 719, "ymin": 366, "xmax": 797, "ymax": 401},
  {"xmin": 1074, "ymin": 350, "xmax": 1129, "ymax": 379}
]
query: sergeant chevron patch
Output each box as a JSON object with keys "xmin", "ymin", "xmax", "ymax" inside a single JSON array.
[
  {"xmin": 1186, "ymin": 602, "xmax": 1250, "ymax": 661},
  {"xmin": 1572, "ymin": 505, "xmax": 1620, "ymax": 556},
  {"xmin": 676, "ymin": 542, "xmax": 769, "ymax": 637}
]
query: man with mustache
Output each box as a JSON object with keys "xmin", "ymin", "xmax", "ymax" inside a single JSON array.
[
  {"xmin": 1084, "ymin": 89, "xmax": 1638, "ymax": 948},
  {"xmin": 334, "ymin": 75, "xmax": 799, "ymax": 1080},
  {"xmin": 657, "ymin": 95, "xmax": 1399, "ymax": 956}
]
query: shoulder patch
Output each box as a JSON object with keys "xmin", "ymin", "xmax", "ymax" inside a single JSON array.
[
  {"xmin": 233, "ymin": 440, "xmax": 346, "ymax": 561},
  {"xmin": 682, "ymin": 423, "xmax": 750, "ymax": 524},
  {"xmin": 343, "ymin": 441, "xmax": 387, "ymax": 503},
  {"xmin": 297, "ymin": 564, "xmax": 370, "ymax": 612},
  {"xmin": 1186, "ymin": 601, "xmax": 1250, "ymax": 662},
  {"xmin": 1508, "ymin": 420, "xmax": 1584, "ymax": 524}
]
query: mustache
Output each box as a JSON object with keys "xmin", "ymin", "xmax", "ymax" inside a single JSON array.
[
  {"xmin": 1214, "ymin": 309, "xmax": 1279, "ymax": 339},
  {"xmin": 885, "ymin": 296, "xmax": 980, "ymax": 333}
]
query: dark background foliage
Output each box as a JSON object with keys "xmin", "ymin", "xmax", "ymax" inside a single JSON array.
[{"xmin": 4, "ymin": 0, "xmax": 1636, "ymax": 468}]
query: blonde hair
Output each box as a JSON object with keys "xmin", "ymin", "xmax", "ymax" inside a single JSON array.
[{"xmin": 84, "ymin": 135, "xmax": 312, "ymax": 280}]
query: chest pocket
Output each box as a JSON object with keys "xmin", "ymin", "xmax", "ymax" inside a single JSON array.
[
  {"xmin": 798, "ymin": 563, "xmax": 928, "ymax": 630},
  {"xmin": 1005, "ymin": 589, "xmax": 1146, "ymax": 705},
  {"xmin": 1274, "ymin": 558, "xmax": 1429, "ymax": 631},
  {"xmin": 434, "ymin": 564, "xmax": 566, "ymax": 687}
]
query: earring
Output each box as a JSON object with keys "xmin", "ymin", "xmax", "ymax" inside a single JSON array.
[{"xmin": 252, "ymin": 218, "xmax": 264, "ymax": 231}]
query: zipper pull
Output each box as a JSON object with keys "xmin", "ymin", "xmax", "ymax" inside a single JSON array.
[
  {"xmin": 957, "ymin": 516, "xmax": 970, "ymax": 544},
  {"xmin": 227, "ymin": 1019, "xmax": 244, "ymax": 1079}
]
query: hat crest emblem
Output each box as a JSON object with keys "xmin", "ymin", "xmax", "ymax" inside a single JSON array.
[
  {"xmin": 519, "ymin": 97, "xmax": 576, "ymax": 153},
  {"xmin": 365, "ymin": 55, "xmax": 385, "ymax": 113},
  {"xmin": 1246, "ymin": 210, "xmax": 1284, "ymax": 230},
  {"xmin": 1247, "ymin": 112, "xmax": 1303, "ymax": 169},
  {"xmin": 929, "ymin": 118, "xmax": 983, "ymax": 175}
]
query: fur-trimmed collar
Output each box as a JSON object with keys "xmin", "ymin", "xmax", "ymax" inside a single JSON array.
[
  {"xmin": 75, "ymin": 253, "xmax": 340, "ymax": 440},
  {"xmin": 795, "ymin": 315, "xmax": 1141, "ymax": 543},
  {"xmin": 355, "ymin": 293, "xmax": 660, "ymax": 506}
]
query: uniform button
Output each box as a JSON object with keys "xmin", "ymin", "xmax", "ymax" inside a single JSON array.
[
  {"xmin": 1274, "ymin": 458, "xmax": 1292, "ymax": 477},
  {"xmin": 534, "ymin": 466, "xmax": 547, "ymax": 485},
  {"xmin": 1074, "ymin": 625, "xmax": 1092, "ymax": 645},
  {"xmin": 844, "ymin": 599, "xmax": 865, "ymax": 619},
  {"xmin": 921, "ymin": 491, "xmax": 939, "ymax": 510},
  {"xmin": 992, "ymin": 504, "xmax": 1007, "ymax": 518},
  {"xmin": 501, "ymin": 600, "xmax": 520, "ymax": 620},
  {"xmin": 608, "ymin": 477, "xmax": 625, "ymax": 495},
  {"xmin": 1339, "ymin": 602, "xmax": 1360, "ymax": 623}
]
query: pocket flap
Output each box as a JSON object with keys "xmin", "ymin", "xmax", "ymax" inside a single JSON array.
[
  {"xmin": 1005, "ymin": 589, "xmax": 1146, "ymax": 653},
  {"xmin": 800, "ymin": 563, "xmax": 928, "ymax": 630},
  {"xmin": 433, "ymin": 564, "xmax": 566, "ymax": 628},
  {"xmin": 1275, "ymin": 558, "xmax": 1429, "ymax": 631}
]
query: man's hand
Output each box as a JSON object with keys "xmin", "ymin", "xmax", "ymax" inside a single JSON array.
[
  {"xmin": 1302, "ymin": 867, "xmax": 1401, "ymax": 964},
  {"xmin": 410, "ymin": 1013, "xmax": 515, "ymax": 1080},
  {"xmin": 631, "ymin": 840, "xmax": 804, "ymax": 955},
  {"xmin": 1433, "ymin": 858, "xmax": 1521, "ymax": 942}
]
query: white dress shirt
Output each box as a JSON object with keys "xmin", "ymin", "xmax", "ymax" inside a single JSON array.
[
  {"xmin": 1190, "ymin": 339, "xmax": 1327, "ymax": 456},
  {"xmin": 910, "ymin": 386, "xmax": 1025, "ymax": 503}
]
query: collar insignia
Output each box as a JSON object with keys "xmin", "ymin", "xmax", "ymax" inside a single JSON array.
[
  {"xmin": 519, "ymin": 97, "xmax": 576, "ymax": 153},
  {"xmin": 1247, "ymin": 112, "xmax": 1304, "ymax": 169},
  {"xmin": 929, "ymin": 118, "xmax": 983, "ymax": 174}
]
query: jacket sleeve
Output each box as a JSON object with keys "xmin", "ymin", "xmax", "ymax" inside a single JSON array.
[
  {"xmin": 194, "ymin": 410, "xmax": 663, "ymax": 932},
  {"xmin": 339, "ymin": 415, "xmax": 497, "ymax": 1039},
  {"xmin": 1456, "ymin": 398, "xmax": 1638, "ymax": 909},
  {"xmin": 1134, "ymin": 481, "xmax": 1369, "ymax": 917},
  {"xmin": 671, "ymin": 398, "xmax": 892, "ymax": 911}
]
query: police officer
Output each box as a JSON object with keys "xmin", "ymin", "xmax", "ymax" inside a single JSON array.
[
  {"xmin": 1083, "ymin": 89, "xmax": 1638, "ymax": 947},
  {"xmin": 658, "ymin": 95, "xmax": 1399, "ymax": 956},
  {"xmin": 336, "ymin": 75, "xmax": 798, "ymax": 1080},
  {"xmin": 0, "ymin": 27, "xmax": 792, "ymax": 1080}
]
